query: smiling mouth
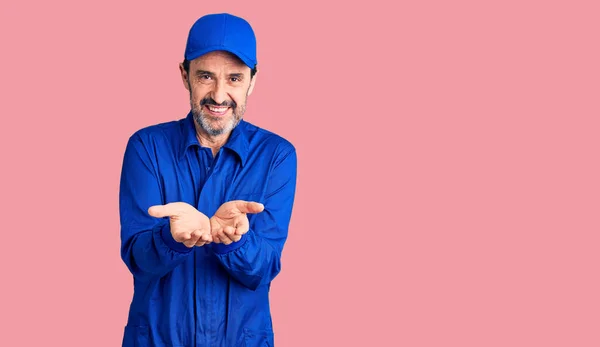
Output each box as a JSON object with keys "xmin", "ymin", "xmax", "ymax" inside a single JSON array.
[{"xmin": 204, "ymin": 105, "xmax": 230, "ymax": 116}]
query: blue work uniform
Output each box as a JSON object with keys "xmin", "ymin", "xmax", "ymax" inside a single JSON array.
[{"xmin": 118, "ymin": 112, "xmax": 297, "ymax": 346}]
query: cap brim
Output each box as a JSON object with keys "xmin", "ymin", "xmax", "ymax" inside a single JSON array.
[{"xmin": 185, "ymin": 46, "xmax": 256, "ymax": 69}]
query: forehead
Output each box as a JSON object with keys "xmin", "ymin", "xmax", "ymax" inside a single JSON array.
[{"xmin": 190, "ymin": 51, "xmax": 249, "ymax": 72}]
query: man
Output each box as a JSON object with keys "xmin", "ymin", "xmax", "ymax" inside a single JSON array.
[{"xmin": 119, "ymin": 13, "xmax": 297, "ymax": 346}]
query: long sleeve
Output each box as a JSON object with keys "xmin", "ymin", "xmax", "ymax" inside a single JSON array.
[
  {"xmin": 210, "ymin": 145, "xmax": 297, "ymax": 290},
  {"xmin": 119, "ymin": 133, "xmax": 194, "ymax": 282}
]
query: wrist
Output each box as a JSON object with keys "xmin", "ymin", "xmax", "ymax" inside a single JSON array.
[{"xmin": 159, "ymin": 220, "xmax": 194, "ymax": 253}]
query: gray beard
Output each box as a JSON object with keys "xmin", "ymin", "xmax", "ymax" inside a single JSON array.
[{"xmin": 191, "ymin": 103, "xmax": 245, "ymax": 136}]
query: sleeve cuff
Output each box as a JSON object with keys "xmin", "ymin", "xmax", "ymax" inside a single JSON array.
[
  {"xmin": 158, "ymin": 219, "xmax": 194, "ymax": 253},
  {"xmin": 211, "ymin": 232, "xmax": 250, "ymax": 254}
]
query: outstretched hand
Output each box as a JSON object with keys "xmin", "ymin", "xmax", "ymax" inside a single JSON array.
[
  {"xmin": 148, "ymin": 202, "xmax": 213, "ymax": 248},
  {"xmin": 210, "ymin": 200, "xmax": 264, "ymax": 245}
]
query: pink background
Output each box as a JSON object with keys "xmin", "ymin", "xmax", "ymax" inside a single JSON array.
[{"xmin": 1, "ymin": 0, "xmax": 599, "ymax": 346}]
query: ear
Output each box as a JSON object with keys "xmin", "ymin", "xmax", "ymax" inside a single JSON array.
[
  {"xmin": 179, "ymin": 63, "xmax": 190, "ymax": 91},
  {"xmin": 247, "ymin": 66, "xmax": 259, "ymax": 96}
]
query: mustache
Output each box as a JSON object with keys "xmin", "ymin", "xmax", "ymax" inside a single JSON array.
[{"xmin": 200, "ymin": 97, "xmax": 237, "ymax": 109}]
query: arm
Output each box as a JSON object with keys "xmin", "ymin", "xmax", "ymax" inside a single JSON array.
[
  {"xmin": 119, "ymin": 133, "xmax": 195, "ymax": 281},
  {"xmin": 210, "ymin": 146, "xmax": 298, "ymax": 290}
]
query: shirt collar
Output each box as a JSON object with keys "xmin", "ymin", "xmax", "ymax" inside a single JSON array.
[{"xmin": 179, "ymin": 111, "xmax": 249, "ymax": 167}]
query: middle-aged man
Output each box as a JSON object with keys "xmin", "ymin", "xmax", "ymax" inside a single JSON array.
[{"xmin": 118, "ymin": 13, "xmax": 297, "ymax": 346}]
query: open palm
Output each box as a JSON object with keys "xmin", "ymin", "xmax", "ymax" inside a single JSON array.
[
  {"xmin": 210, "ymin": 200, "xmax": 264, "ymax": 245},
  {"xmin": 148, "ymin": 201, "xmax": 212, "ymax": 247}
]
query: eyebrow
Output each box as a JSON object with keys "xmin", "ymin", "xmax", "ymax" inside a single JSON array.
[
  {"xmin": 195, "ymin": 70, "xmax": 214, "ymax": 76},
  {"xmin": 194, "ymin": 70, "xmax": 245, "ymax": 78}
]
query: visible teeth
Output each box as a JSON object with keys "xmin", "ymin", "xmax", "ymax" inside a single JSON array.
[{"xmin": 208, "ymin": 106, "xmax": 228, "ymax": 113}]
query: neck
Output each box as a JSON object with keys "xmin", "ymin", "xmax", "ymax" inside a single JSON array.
[{"xmin": 194, "ymin": 123, "xmax": 231, "ymax": 157}]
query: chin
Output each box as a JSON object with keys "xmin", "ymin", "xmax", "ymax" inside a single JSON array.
[{"xmin": 206, "ymin": 120, "xmax": 235, "ymax": 135}]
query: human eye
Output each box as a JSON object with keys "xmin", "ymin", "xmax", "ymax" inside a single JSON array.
[
  {"xmin": 230, "ymin": 75, "xmax": 243, "ymax": 83},
  {"xmin": 197, "ymin": 73, "xmax": 213, "ymax": 84}
]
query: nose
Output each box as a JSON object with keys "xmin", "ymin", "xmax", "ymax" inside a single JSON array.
[{"xmin": 210, "ymin": 79, "xmax": 228, "ymax": 105}]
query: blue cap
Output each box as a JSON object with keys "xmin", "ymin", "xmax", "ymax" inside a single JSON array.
[{"xmin": 184, "ymin": 13, "xmax": 257, "ymax": 69}]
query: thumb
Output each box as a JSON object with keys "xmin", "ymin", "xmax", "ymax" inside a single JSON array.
[
  {"xmin": 234, "ymin": 201, "xmax": 265, "ymax": 214},
  {"xmin": 148, "ymin": 203, "xmax": 178, "ymax": 218}
]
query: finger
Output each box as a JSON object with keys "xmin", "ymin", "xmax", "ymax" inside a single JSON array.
[
  {"xmin": 235, "ymin": 218, "xmax": 249, "ymax": 235},
  {"xmin": 181, "ymin": 232, "xmax": 196, "ymax": 247},
  {"xmin": 223, "ymin": 226, "xmax": 236, "ymax": 237},
  {"xmin": 194, "ymin": 236, "xmax": 209, "ymax": 247},
  {"xmin": 223, "ymin": 226, "xmax": 241, "ymax": 243},
  {"xmin": 173, "ymin": 231, "xmax": 191, "ymax": 243},
  {"xmin": 219, "ymin": 234, "xmax": 232, "ymax": 245},
  {"xmin": 234, "ymin": 227, "xmax": 248, "ymax": 236},
  {"xmin": 218, "ymin": 229, "xmax": 233, "ymax": 245},
  {"xmin": 148, "ymin": 203, "xmax": 181, "ymax": 218},
  {"xmin": 183, "ymin": 239, "xmax": 196, "ymax": 247},
  {"xmin": 232, "ymin": 201, "xmax": 264, "ymax": 214},
  {"xmin": 202, "ymin": 232, "xmax": 213, "ymax": 243},
  {"xmin": 195, "ymin": 232, "xmax": 212, "ymax": 246},
  {"xmin": 188, "ymin": 230, "xmax": 202, "ymax": 244},
  {"xmin": 211, "ymin": 228, "xmax": 222, "ymax": 243}
]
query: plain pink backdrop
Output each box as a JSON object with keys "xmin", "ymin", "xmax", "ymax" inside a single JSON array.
[{"xmin": 1, "ymin": 0, "xmax": 599, "ymax": 346}]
